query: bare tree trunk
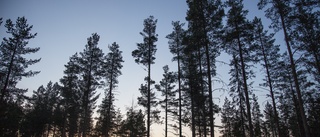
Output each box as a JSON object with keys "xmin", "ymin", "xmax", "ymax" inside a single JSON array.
[
  {"xmin": 177, "ymin": 49, "xmax": 182, "ymax": 137},
  {"xmin": 147, "ymin": 41, "xmax": 151, "ymax": 137},
  {"xmin": 1, "ymin": 46, "xmax": 17, "ymax": 101}
]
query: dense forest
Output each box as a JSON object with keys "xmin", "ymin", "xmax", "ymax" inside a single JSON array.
[{"xmin": 0, "ymin": 0, "xmax": 319, "ymax": 137}]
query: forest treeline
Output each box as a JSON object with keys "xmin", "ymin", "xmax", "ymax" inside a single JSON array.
[{"xmin": 0, "ymin": 0, "xmax": 319, "ymax": 137}]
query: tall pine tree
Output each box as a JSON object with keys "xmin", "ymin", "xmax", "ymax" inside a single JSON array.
[
  {"xmin": 0, "ymin": 17, "xmax": 40, "ymax": 136},
  {"xmin": 185, "ymin": 0, "xmax": 224, "ymax": 136},
  {"xmin": 78, "ymin": 33, "xmax": 104, "ymax": 137},
  {"xmin": 258, "ymin": 0, "xmax": 310, "ymax": 136},
  {"xmin": 96, "ymin": 42, "xmax": 123, "ymax": 137},
  {"xmin": 166, "ymin": 21, "xmax": 185, "ymax": 136},
  {"xmin": 252, "ymin": 17, "xmax": 282, "ymax": 137},
  {"xmin": 224, "ymin": 0, "xmax": 255, "ymax": 136},
  {"xmin": 132, "ymin": 16, "xmax": 158, "ymax": 137},
  {"xmin": 60, "ymin": 53, "xmax": 81, "ymax": 137}
]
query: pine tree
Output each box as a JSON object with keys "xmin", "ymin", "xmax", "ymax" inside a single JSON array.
[
  {"xmin": 262, "ymin": 102, "xmax": 276, "ymax": 137},
  {"xmin": 132, "ymin": 16, "xmax": 158, "ymax": 137},
  {"xmin": 78, "ymin": 33, "xmax": 104, "ymax": 137},
  {"xmin": 44, "ymin": 81, "xmax": 61, "ymax": 136},
  {"xmin": 258, "ymin": 0, "xmax": 310, "ymax": 136},
  {"xmin": 252, "ymin": 17, "xmax": 282, "ymax": 137},
  {"xmin": 21, "ymin": 85, "xmax": 48, "ymax": 137},
  {"xmin": 220, "ymin": 97, "xmax": 235, "ymax": 137},
  {"xmin": 274, "ymin": 54, "xmax": 303, "ymax": 137},
  {"xmin": 96, "ymin": 95, "xmax": 116, "ymax": 137},
  {"xmin": 96, "ymin": 42, "xmax": 123, "ymax": 137},
  {"xmin": 21, "ymin": 81, "xmax": 60, "ymax": 137},
  {"xmin": 224, "ymin": 0, "xmax": 255, "ymax": 136},
  {"xmin": 118, "ymin": 105, "xmax": 147, "ymax": 137},
  {"xmin": 166, "ymin": 21, "xmax": 185, "ymax": 136},
  {"xmin": 180, "ymin": 37, "xmax": 199, "ymax": 136},
  {"xmin": 252, "ymin": 94, "xmax": 263, "ymax": 137},
  {"xmin": 185, "ymin": 0, "xmax": 224, "ymax": 136},
  {"xmin": 228, "ymin": 54, "xmax": 246, "ymax": 137},
  {"xmin": 289, "ymin": 2, "xmax": 320, "ymax": 134},
  {"xmin": 155, "ymin": 65, "xmax": 177, "ymax": 137},
  {"xmin": 0, "ymin": 17, "xmax": 40, "ymax": 101},
  {"xmin": 60, "ymin": 53, "xmax": 81, "ymax": 137},
  {"xmin": 0, "ymin": 17, "xmax": 40, "ymax": 136},
  {"xmin": 291, "ymin": 0, "xmax": 320, "ymax": 84}
]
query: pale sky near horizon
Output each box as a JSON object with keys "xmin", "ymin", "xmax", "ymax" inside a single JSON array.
[{"xmin": 1, "ymin": 1, "xmax": 274, "ymax": 137}]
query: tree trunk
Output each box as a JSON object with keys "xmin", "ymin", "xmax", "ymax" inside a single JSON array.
[
  {"xmin": 1, "ymin": 45, "xmax": 17, "ymax": 101},
  {"xmin": 234, "ymin": 54, "xmax": 246, "ymax": 137},
  {"xmin": 106, "ymin": 59, "xmax": 114, "ymax": 137},
  {"xmin": 290, "ymin": 82, "xmax": 304, "ymax": 137},
  {"xmin": 165, "ymin": 82, "xmax": 168, "ymax": 137},
  {"xmin": 82, "ymin": 57, "xmax": 93, "ymax": 137},
  {"xmin": 205, "ymin": 40, "xmax": 214, "ymax": 137},
  {"xmin": 197, "ymin": 44, "xmax": 207, "ymax": 137},
  {"xmin": 147, "ymin": 41, "xmax": 151, "ymax": 137},
  {"xmin": 177, "ymin": 48, "xmax": 182, "ymax": 137}
]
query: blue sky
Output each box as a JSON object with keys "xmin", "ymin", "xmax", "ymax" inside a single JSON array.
[{"xmin": 1, "ymin": 1, "xmax": 274, "ymax": 136}]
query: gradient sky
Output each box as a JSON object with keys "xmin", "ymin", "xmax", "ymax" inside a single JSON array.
[{"xmin": 1, "ymin": 1, "xmax": 273, "ymax": 136}]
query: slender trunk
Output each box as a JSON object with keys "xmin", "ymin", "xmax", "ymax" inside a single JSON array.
[
  {"xmin": 191, "ymin": 86, "xmax": 196, "ymax": 137},
  {"xmin": 82, "ymin": 55, "xmax": 93, "ymax": 137},
  {"xmin": 236, "ymin": 29, "xmax": 254, "ymax": 137},
  {"xmin": 258, "ymin": 32, "xmax": 281, "ymax": 137},
  {"xmin": 290, "ymin": 82, "xmax": 304, "ymax": 137},
  {"xmin": 177, "ymin": 50, "xmax": 182, "ymax": 137},
  {"xmin": 198, "ymin": 2, "xmax": 215, "ymax": 135},
  {"xmin": 197, "ymin": 45, "xmax": 207, "ymax": 137},
  {"xmin": 198, "ymin": 112, "xmax": 202, "ymax": 137},
  {"xmin": 189, "ymin": 54, "xmax": 196, "ymax": 137},
  {"xmin": 233, "ymin": 54, "xmax": 246, "ymax": 137},
  {"xmin": 1, "ymin": 45, "xmax": 17, "ymax": 101},
  {"xmin": 61, "ymin": 110, "xmax": 67, "ymax": 137},
  {"xmin": 106, "ymin": 59, "xmax": 114, "ymax": 137},
  {"xmin": 274, "ymin": 0, "xmax": 310, "ymax": 136},
  {"xmin": 165, "ymin": 83, "xmax": 168, "ymax": 137},
  {"xmin": 205, "ymin": 40, "xmax": 214, "ymax": 137},
  {"xmin": 313, "ymin": 50, "xmax": 320, "ymax": 78},
  {"xmin": 147, "ymin": 40, "xmax": 151, "ymax": 137},
  {"xmin": 82, "ymin": 87, "xmax": 89, "ymax": 137}
]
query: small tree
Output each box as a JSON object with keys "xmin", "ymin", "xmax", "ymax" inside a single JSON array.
[
  {"xmin": 118, "ymin": 105, "xmax": 147, "ymax": 137},
  {"xmin": 155, "ymin": 65, "xmax": 177, "ymax": 137}
]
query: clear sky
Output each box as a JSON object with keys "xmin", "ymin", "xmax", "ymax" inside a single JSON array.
[{"xmin": 1, "ymin": 1, "xmax": 273, "ymax": 137}]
